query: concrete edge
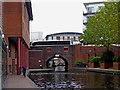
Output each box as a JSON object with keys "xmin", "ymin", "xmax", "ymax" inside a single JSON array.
[
  {"xmin": 26, "ymin": 70, "xmax": 39, "ymax": 88},
  {"xmin": 72, "ymin": 67, "xmax": 120, "ymax": 75}
]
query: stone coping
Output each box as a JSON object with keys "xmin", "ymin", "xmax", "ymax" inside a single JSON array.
[{"xmin": 71, "ymin": 67, "xmax": 120, "ymax": 75}]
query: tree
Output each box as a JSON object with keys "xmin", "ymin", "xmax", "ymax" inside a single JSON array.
[{"xmin": 81, "ymin": 2, "xmax": 120, "ymax": 50}]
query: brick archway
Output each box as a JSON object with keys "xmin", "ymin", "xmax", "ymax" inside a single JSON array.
[{"xmin": 46, "ymin": 55, "xmax": 68, "ymax": 71}]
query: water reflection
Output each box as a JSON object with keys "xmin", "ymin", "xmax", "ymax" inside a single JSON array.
[
  {"xmin": 55, "ymin": 66, "xmax": 65, "ymax": 71},
  {"xmin": 29, "ymin": 70, "xmax": 120, "ymax": 89}
]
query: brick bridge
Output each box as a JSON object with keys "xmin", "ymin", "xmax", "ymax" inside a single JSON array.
[
  {"xmin": 29, "ymin": 41, "xmax": 120, "ymax": 70},
  {"xmin": 29, "ymin": 41, "xmax": 75, "ymax": 70}
]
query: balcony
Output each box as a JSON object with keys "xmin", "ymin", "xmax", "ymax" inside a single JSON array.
[
  {"xmin": 83, "ymin": 12, "xmax": 95, "ymax": 16},
  {"xmin": 83, "ymin": 19, "xmax": 87, "ymax": 25}
]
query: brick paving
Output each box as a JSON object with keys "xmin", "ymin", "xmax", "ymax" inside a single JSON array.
[{"xmin": 5, "ymin": 73, "xmax": 36, "ymax": 88}]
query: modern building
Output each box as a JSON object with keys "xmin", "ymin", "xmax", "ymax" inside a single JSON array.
[
  {"xmin": 0, "ymin": 1, "xmax": 7, "ymax": 89},
  {"xmin": 45, "ymin": 32, "xmax": 82, "ymax": 45},
  {"xmin": 30, "ymin": 32, "xmax": 43, "ymax": 42},
  {"xmin": 4, "ymin": 1, "xmax": 33, "ymax": 75},
  {"xmin": 83, "ymin": 2, "xmax": 104, "ymax": 31}
]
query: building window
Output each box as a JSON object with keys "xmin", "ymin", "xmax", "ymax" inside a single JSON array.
[
  {"xmin": 9, "ymin": 65, "xmax": 11, "ymax": 73},
  {"xmin": 67, "ymin": 36, "xmax": 70, "ymax": 40},
  {"xmin": 74, "ymin": 36, "xmax": 76, "ymax": 41},
  {"xmin": 76, "ymin": 36, "xmax": 78, "ymax": 41},
  {"xmin": 70, "ymin": 36, "xmax": 74, "ymax": 41},
  {"xmin": 87, "ymin": 7, "xmax": 94, "ymax": 13},
  {"xmin": 46, "ymin": 37, "xmax": 48, "ymax": 40},
  {"xmin": 9, "ymin": 40, "xmax": 11, "ymax": 57},
  {"xmin": 64, "ymin": 36, "xmax": 67, "ymax": 40},
  {"xmin": 48, "ymin": 36, "xmax": 52, "ymax": 40},
  {"xmin": 64, "ymin": 47, "xmax": 68, "ymax": 52},
  {"xmin": 78, "ymin": 36, "xmax": 81, "ymax": 41},
  {"xmin": 63, "ymin": 36, "xmax": 65, "ymax": 40},
  {"xmin": 60, "ymin": 36, "xmax": 63, "ymax": 40},
  {"xmin": 47, "ymin": 48, "xmax": 52, "ymax": 52},
  {"xmin": 52, "ymin": 36, "xmax": 53, "ymax": 40},
  {"xmin": 87, "ymin": 16, "xmax": 92, "ymax": 20},
  {"xmin": 56, "ymin": 36, "xmax": 60, "ymax": 40},
  {"xmin": 53, "ymin": 36, "xmax": 56, "ymax": 40}
]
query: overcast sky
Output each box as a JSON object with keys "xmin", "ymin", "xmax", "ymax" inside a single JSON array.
[{"xmin": 30, "ymin": 0, "xmax": 107, "ymax": 38}]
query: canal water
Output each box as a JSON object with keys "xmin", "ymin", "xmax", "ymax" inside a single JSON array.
[{"xmin": 29, "ymin": 69, "xmax": 120, "ymax": 89}]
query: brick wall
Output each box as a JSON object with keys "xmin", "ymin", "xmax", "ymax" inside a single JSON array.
[
  {"xmin": 29, "ymin": 45, "xmax": 75, "ymax": 69},
  {"xmin": 29, "ymin": 50, "xmax": 43, "ymax": 69},
  {"xmin": 22, "ymin": 2, "xmax": 30, "ymax": 48},
  {"xmin": 75, "ymin": 45, "xmax": 120, "ymax": 64},
  {"xmin": 4, "ymin": 2, "xmax": 22, "ymax": 36},
  {"xmin": 29, "ymin": 44, "xmax": 120, "ymax": 69},
  {"xmin": 4, "ymin": 2, "xmax": 30, "ymax": 48}
]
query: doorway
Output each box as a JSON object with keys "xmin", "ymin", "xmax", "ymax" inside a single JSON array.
[{"xmin": 12, "ymin": 59, "xmax": 15, "ymax": 73}]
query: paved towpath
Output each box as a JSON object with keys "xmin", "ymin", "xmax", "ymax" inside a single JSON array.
[{"xmin": 5, "ymin": 73, "xmax": 36, "ymax": 88}]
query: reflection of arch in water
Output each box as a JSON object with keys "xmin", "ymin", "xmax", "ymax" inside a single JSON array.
[{"xmin": 46, "ymin": 55, "xmax": 68, "ymax": 71}]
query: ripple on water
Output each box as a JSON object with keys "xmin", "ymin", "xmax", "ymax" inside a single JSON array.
[{"xmin": 29, "ymin": 71, "xmax": 120, "ymax": 89}]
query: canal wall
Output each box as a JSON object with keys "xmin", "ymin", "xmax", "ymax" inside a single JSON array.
[{"xmin": 72, "ymin": 67, "xmax": 120, "ymax": 75}]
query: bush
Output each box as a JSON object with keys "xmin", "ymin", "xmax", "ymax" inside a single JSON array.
[
  {"xmin": 75, "ymin": 60, "xmax": 86, "ymax": 67},
  {"xmin": 113, "ymin": 56, "xmax": 120, "ymax": 62},
  {"xmin": 101, "ymin": 50, "xmax": 114, "ymax": 62},
  {"xmin": 89, "ymin": 56, "xmax": 101, "ymax": 63}
]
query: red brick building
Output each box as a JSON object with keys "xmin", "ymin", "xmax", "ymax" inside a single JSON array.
[
  {"xmin": 29, "ymin": 41, "xmax": 120, "ymax": 69},
  {"xmin": 4, "ymin": 1, "xmax": 33, "ymax": 75},
  {"xmin": 75, "ymin": 45, "xmax": 120, "ymax": 64}
]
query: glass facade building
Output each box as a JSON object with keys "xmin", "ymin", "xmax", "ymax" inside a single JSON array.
[{"xmin": 0, "ymin": 28, "xmax": 7, "ymax": 89}]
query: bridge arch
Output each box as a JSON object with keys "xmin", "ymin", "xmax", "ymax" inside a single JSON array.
[{"xmin": 46, "ymin": 55, "xmax": 68, "ymax": 71}]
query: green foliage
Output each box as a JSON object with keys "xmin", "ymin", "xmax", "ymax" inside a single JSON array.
[
  {"xmin": 101, "ymin": 50, "xmax": 114, "ymax": 62},
  {"xmin": 81, "ymin": 2, "xmax": 120, "ymax": 49},
  {"xmin": 113, "ymin": 56, "xmax": 120, "ymax": 62},
  {"xmin": 75, "ymin": 60, "xmax": 86, "ymax": 66},
  {"xmin": 89, "ymin": 56, "xmax": 101, "ymax": 63}
]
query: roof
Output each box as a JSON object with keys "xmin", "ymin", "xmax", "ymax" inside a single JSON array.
[
  {"xmin": 46, "ymin": 32, "xmax": 82, "ymax": 37},
  {"xmin": 84, "ymin": 2, "xmax": 104, "ymax": 8},
  {"xmin": 25, "ymin": 0, "xmax": 33, "ymax": 21},
  {"xmin": 83, "ymin": 12, "xmax": 95, "ymax": 16},
  {"xmin": 32, "ymin": 41, "xmax": 70, "ymax": 46},
  {"xmin": 84, "ymin": 2, "xmax": 104, "ymax": 5}
]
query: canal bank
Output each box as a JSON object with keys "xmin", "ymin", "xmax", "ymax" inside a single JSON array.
[
  {"xmin": 5, "ymin": 73, "xmax": 36, "ymax": 88},
  {"xmin": 28, "ymin": 69, "xmax": 54, "ymax": 73},
  {"xmin": 71, "ymin": 67, "xmax": 120, "ymax": 75}
]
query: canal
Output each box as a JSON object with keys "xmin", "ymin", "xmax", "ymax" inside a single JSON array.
[{"xmin": 28, "ymin": 69, "xmax": 120, "ymax": 89}]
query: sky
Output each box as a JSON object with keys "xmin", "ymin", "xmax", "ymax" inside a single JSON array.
[{"xmin": 30, "ymin": 0, "xmax": 107, "ymax": 38}]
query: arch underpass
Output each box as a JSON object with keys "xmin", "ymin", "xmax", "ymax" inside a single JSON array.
[{"xmin": 46, "ymin": 55, "xmax": 68, "ymax": 71}]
